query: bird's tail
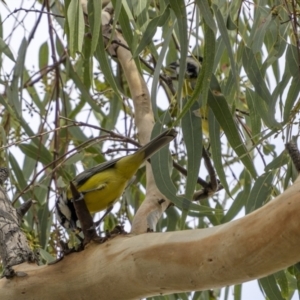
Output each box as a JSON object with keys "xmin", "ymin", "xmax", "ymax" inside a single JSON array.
[
  {"xmin": 55, "ymin": 191, "xmax": 78, "ymax": 230},
  {"xmin": 137, "ymin": 128, "xmax": 177, "ymax": 160}
]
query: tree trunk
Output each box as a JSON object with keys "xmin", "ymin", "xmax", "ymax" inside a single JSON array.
[{"xmin": 1, "ymin": 175, "xmax": 300, "ymax": 299}]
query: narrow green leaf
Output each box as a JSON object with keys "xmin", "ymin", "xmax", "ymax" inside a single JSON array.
[
  {"xmin": 222, "ymin": 286, "xmax": 230, "ymax": 300},
  {"xmin": 151, "ymin": 123, "xmax": 215, "ymax": 213},
  {"xmin": 0, "ymin": 126, "xmax": 8, "ymax": 165},
  {"xmin": 94, "ymin": 29, "xmax": 122, "ymax": 103},
  {"xmin": 222, "ymin": 191, "xmax": 245, "ymax": 223},
  {"xmin": 101, "ymin": 93, "xmax": 122, "ymax": 131},
  {"xmin": 0, "ymin": 94, "xmax": 10, "ymax": 111},
  {"xmin": 274, "ymin": 270, "xmax": 289, "ymax": 299},
  {"xmin": 234, "ymin": 284, "xmax": 242, "ymax": 300},
  {"xmin": 246, "ymin": 88, "xmax": 279, "ymax": 134},
  {"xmin": 208, "ymin": 108, "xmax": 230, "ymax": 196},
  {"xmin": 33, "ymin": 181, "xmax": 49, "ymax": 206},
  {"xmin": 289, "ymin": 264, "xmax": 300, "ymax": 297},
  {"xmin": 245, "ymin": 170, "xmax": 274, "ymax": 213},
  {"xmin": 19, "ymin": 117, "xmax": 46, "ymax": 147},
  {"xmin": 9, "ymin": 153, "xmax": 30, "ymax": 201},
  {"xmin": 261, "ymin": 14, "xmax": 287, "ymax": 79},
  {"xmin": 214, "ymin": 7, "xmax": 238, "ymax": 92},
  {"xmin": 133, "ymin": 6, "xmax": 170, "ymax": 57},
  {"xmin": 198, "ymin": 22, "xmax": 216, "ymax": 109},
  {"xmin": 182, "ymin": 100, "xmax": 202, "ymax": 198},
  {"xmin": 286, "ymin": 45, "xmax": 299, "ymax": 77},
  {"xmin": 195, "ymin": 0, "xmax": 217, "ymax": 33},
  {"xmin": 39, "ymin": 248, "xmax": 55, "ymax": 264},
  {"xmin": 151, "ymin": 22, "xmax": 174, "ymax": 118},
  {"xmin": 132, "ymin": 0, "xmax": 150, "ymax": 31},
  {"xmin": 7, "ymin": 38, "xmax": 28, "ymax": 117},
  {"xmin": 38, "ymin": 41, "xmax": 49, "ymax": 71},
  {"xmin": 109, "ymin": 1, "xmax": 125, "ymax": 64},
  {"xmin": 264, "ymin": 150, "xmax": 288, "ymax": 172},
  {"xmin": 284, "ymin": 76, "xmax": 300, "ymax": 123},
  {"xmin": 88, "ymin": 0, "xmax": 102, "ymax": 54},
  {"xmin": 208, "ymin": 82, "xmax": 257, "ymax": 178},
  {"xmin": 64, "ymin": 152, "xmax": 85, "ymax": 166},
  {"xmin": 176, "ymin": 21, "xmax": 215, "ymax": 124},
  {"xmin": 19, "ymin": 144, "xmax": 53, "ymax": 165},
  {"xmin": 227, "ymin": 14, "xmax": 237, "ymax": 31},
  {"xmin": 272, "ymin": 70, "xmax": 291, "ymax": 111},
  {"xmin": 22, "ymin": 155, "xmax": 36, "ymax": 179},
  {"xmin": 113, "ymin": 0, "xmax": 134, "ymax": 48},
  {"xmin": 250, "ymin": 9, "xmax": 273, "ymax": 53},
  {"xmin": 222, "ymin": 70, "xmax": 235, "ymax": 101},
  {"xmin": 259, "ymin": 275, "xmax": 285, "ymax": 300},
  {"xmin": 174, "ymin": 293, "xmax": 189, "ymax": 300},
  {"xmin": 65, "ymin": 57, "xmax": 102, "ymax": 112},
  {"xmin": 49, "ymin": 2, "xmax": 65, "ymax": 28},
  {"xmin": 23, "ymin": 68, "xmax": 44, "ymax": 113},
  {"xmin": 169, "ymin": 1, "xmax": 187, "ymax": 104},
  {"xmin": 110, "ymin": 1, "xmax": 122, "ymax": 37},
  {"xmin": 38, "ymin": 201, "xmax": 52, "ymax": 249},
  {"xmin": 68, "ymin": 98, "xmax": 86, "ymax": 119},
  {"xmin": 14, "ymin": 38, "xmax": 27, "ymax": 76},
  {"xmin": 165, "ymin": 206, "xmax": 180, "ymax": 231},
  {"xmin": 242, "ymin": 46, "xmax": 271, "ymax": 105},
  {"xmin": 68, "ymin": 125, "xmax": 90, "ymax": 142},
  {"xmin": 214, "ymin": 37, "xmax": 226, "ymax": 73},
  {"xmin": 67, "ymin": 0, "xmax": 85, "ymax": 56},
  {"xmin": 285, "ymin": 269, "xmax": 297, "ymax": 296},
  {"xmin": 200, "ymin": 199, "xmax": 220, "ymax": 226},
  {"xmin": 284, "ymin": 161, "xmax": 296, "ymax": 190},
  {"xmin": 82, "ymin": 34, "xmax": 92, "ymax": 88},
  {"xmin": 192, "ymin": 291, "xmax": 202, "ymax": 300},
  {"xmin": 245, "ymin": 88, "xmax": 261, "ymax": 141},
  {"xmin": 0, "ymin": 37, "xmax": 15, "ymax": 62}
]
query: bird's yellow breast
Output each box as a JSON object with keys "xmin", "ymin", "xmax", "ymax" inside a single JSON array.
[
  {"xmin": 67, "ymin": 152, "xmax": 145, "ymax": 213},
  {"xmin": 67, "ymin": 168, "xmax": 128, "ymax": 213}
]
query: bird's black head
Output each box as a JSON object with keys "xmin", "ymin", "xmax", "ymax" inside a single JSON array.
[
  {"xmin": 166, "ymin": 55, "xmax": 203, "ymax": 80},
  {"xmin": 186, "ymin": 56, "xmax": 203, "ymax": 79}
]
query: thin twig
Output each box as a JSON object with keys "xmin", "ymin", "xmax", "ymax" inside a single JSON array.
[
  {"xmin": 23, "ymin": 54, "xmax": 67, "ymax": 88},
  {"xmin": 0, "ymin": 123, "xmax": 75, "ymax": 151},
  {"xmin": 172, "ymin": 160, "xmax": 209, "ymax": 188},
  {"xmin": 11, "ymin": 8, "xmax": 64, "ymax": 18}
]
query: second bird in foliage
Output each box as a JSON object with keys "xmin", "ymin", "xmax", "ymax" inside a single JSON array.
[{"xmin": 56, "ymin": 129, "xmax": 177, "ymax": 231}]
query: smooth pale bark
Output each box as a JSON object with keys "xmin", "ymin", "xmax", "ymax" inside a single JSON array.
[
  {"xmin": 101, "ymin": 3, "xmax": 171, "ymax": 233},
  {"xmin": 1, "ymin": 175, "xmax": 300, "ymax": 299}
]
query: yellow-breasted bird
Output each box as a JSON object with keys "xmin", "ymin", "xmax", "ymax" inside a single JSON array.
[
  {"xmin": 56, "ymin": 128, "xmax": 177, "ymax": 230},
  {"xmin": 166, "ymin": 56, "xmax": 248, "ymax": 137},
  {"xmin": 166, "ymin": 56, "xmax": 210, "ymax": 136},
  {"xmin": 167, "ymin": 55, "xmax": 203, "ymax": 81}
]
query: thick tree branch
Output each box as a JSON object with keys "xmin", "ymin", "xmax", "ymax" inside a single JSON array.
[
  {"xmin": 1, "ymin": 175, "xmax": 300, "ymax": 298},
  {"xmin": 100, "ymin": 3, "xmax": 172, "ymax": 233}
]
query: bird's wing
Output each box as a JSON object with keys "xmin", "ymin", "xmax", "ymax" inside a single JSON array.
[{"xmin": 73, "ymin": 157, "xmax": 120, "ymax": 186}]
